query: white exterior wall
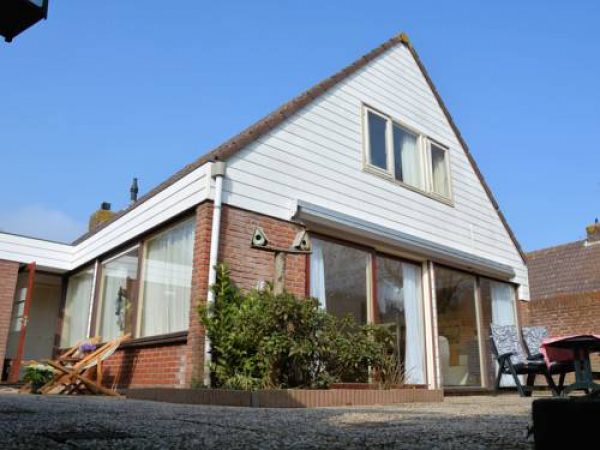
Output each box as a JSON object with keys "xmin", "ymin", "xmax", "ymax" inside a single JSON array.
[{"xmin": 221, "ymin": 44, "xmax": 529, "ymax": 299}]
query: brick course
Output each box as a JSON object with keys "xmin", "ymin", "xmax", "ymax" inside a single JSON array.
[
  {"xmin": 0, "ymin": 259, "xmax": 19, "ymax": 374},
  {"xmin": 101, "ymin": 342, "xmax": 188, "ymax": 388},
  {"xmin": 520, "ymin": 290, "xmax": 600, "ymax": 336},
  {"xmin": 520, "ymin": 291, "xmax": 600, "ymax": 376}
]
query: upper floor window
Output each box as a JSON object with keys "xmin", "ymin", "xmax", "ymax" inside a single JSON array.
[{"xmin": 364, "ymin": 106, "xmax": 452, "ymax": 201}]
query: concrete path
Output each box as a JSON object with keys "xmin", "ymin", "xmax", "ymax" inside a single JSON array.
[{"xmin": 0, "ymin": 392, "xmax": 534, "ymax": 449}]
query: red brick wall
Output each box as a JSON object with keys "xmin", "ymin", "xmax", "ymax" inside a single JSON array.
[
  {"xmin": 520, "ymin": 290, "xmax": 600, "ymax": 377},
  {"xmin": 186, "ymin": 201, "xmax": 213, "ymax": 386},
  {"xmin": 520, "ymin": 290, "xmax": 600, "ymax": 336},
  {"xmin": 101, "ymin": 342, "xmax": 188, "ymax": 388},
  {"xmin": 0, "ymin": 259, "xmax": 19, "ymax": 372},
  {"xmin": 218, "ymin": 205, "xmax": 307, "ymax": 297},
  {"xmin": 184, "ymin": 203, "xmax": 308, "ymax": 386}
]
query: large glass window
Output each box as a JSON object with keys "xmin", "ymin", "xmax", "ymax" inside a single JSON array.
[
  {"xmin": 435, "ymin": 266, "xmax": 480, "ymax": 386},
  {"xmin": 310, "ymin": 238, "xmax": 370, "ymax": 325},
  {"xmin": 376, "ymin": 256, "xmax": 426, "ymax": 384},
  {"xmin": 97, "ymin": 247, "xmax": 139, "ymax": 341},
  {"xmin": 140, "ymin": 218, "xmax": 195, "ymax": 337},
  {"xmin": 60, "ymin": 268, "xmax": 94, "ymax": 347}
]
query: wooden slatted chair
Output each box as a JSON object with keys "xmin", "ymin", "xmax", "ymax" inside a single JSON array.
[
  {"xmin": 19, "ymin": 336, "xmax": 102, "ymax": 394},
  {"xmin": 39, "ymin": 334, "xmax": 130, "ymax": 396}
]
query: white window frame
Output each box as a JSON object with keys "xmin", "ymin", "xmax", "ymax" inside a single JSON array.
[
  {"xmin": 95, "ymin": 244, "xmax": 140, "ymax": 337},
  {"xmin": 362, "ymin": 105, "xmax": 453, "ymax": 204},
  {"xmin": 425, "ymin": 139, "xmax": 453, "ymax": 201}
]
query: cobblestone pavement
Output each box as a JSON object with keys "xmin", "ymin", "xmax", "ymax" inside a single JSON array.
[{"xmin": 0, "ymin": 392, "xmax": 534, "ymax": 449}]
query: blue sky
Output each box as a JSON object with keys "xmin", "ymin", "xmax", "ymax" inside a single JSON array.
[{"xmin": 1, "ymin": 1, "xmax": 598, "ymax": 250}]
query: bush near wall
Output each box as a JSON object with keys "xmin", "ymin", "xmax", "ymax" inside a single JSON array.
[{"xmin": 199, "ymin": 264, "xmax": 400, "ymax": 390}]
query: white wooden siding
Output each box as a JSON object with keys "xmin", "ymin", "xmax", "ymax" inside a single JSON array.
[{"xmin": 221, "ymin": 44, "xmax": 530, "ymax": 299}]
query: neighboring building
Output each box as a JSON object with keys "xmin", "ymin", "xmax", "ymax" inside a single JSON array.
[
  {"xmin": 0, "ymin": 33, "xmax": 529, "ymax": 392},
  {"xmin": 523, "ymin": 221, "xmax": 600, "ymax": 336}
]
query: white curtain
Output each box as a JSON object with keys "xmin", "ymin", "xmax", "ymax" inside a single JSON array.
[
  {"xmin": 60, "ymin": 269, "xmax": 94, "ymax": 347},
  {"xmin": 431, "ymin": 145, "xmax": 449, "ymax": 197},
  {"xmin": 490, "ymin": 280, "xmax": 517, "ymax": 387},
  {"xmin": 141, "ymin": 219, "xmax": 195, "ymax": 337},
  {"xmin": 402, "ymin": 263, "xmax": 426, "ymax": 384},
  {"xmin": 309, "ymin": 238, "xmax": 327, "ymax": 309},
  {"xmin": 394, "ymin": 125, "xmax": 422, "ymax": 189},
  {"xmin": 99, "ymin": 251, "xmax": 138, "ymax": 340},
  {"xmin": 490, "ymin": 281, "xmax": 515, "ymax": 326}
]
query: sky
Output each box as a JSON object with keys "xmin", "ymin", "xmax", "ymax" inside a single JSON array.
[{"xmin": 1, "ymin": 1, "xmax": 599, "ymax": 251}]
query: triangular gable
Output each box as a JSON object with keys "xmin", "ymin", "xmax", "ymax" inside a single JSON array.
[{"xmin": 73, "ymin": 32, "xmax": 525, "ymax": 265}]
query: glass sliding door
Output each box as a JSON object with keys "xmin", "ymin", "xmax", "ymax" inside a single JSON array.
[
  {"xmin": 310, "ymin": 238, "xmax": 370, "ymax": 325},
  {"xmin": 480, "ymin": 278, "xmax": 517, "ymax": 387},
  {"xmin": 434, "ymin": 266, "xmax": 481, "ymax": 386},
  {"xmin": 376, "ymin": 256, "xmax": 426, "ymax": 384}
]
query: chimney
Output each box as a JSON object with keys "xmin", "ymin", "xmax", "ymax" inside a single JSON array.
[
  {"xmin": 130, "ymin": 177, "xmax": 139, "ymax": 205},
  {"xmin": 89, "ymin": 202, "xmax": 115, "ymax": 232},
  {"xmin": 586, "ymin": 218, "xmax": 600, "ymax": 244}
]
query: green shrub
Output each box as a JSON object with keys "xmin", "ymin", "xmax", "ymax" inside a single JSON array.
[
  {"xmin": 23, "ymin": 364, "xmax": 54, "ymax": 392},
  {"xmin": 199, "ymin": 264, "xmax": 399, "ymax": 390}
]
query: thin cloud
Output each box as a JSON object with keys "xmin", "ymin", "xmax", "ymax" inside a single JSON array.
[{"xmin": 0, "ymin": 205, "xmax": 85, "ymax": 243}]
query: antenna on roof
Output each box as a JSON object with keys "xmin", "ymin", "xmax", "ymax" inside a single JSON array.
[{"xmin": 130, "ymin": 178, "xmax": 139, "ymax": 204}]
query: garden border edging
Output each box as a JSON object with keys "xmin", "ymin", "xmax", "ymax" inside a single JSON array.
[{"xmin": 124, "ymin": 388, "xmax": 443, "ymax": 408}]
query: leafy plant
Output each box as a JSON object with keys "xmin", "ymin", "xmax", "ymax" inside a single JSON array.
[
  {"xmin": 23, "ymin": 364, "xmax": 54, "ymax": 392},
  {"xmin": 199, "ymin": 264, "xmax": 401, "ymax": 390}
]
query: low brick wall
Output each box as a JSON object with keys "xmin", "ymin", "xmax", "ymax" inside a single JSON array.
[
  {"xmin": 125, "ymin": 387, "xmax": 443, "ymax": 408},
  {"xmin": 101, "ymin": 341, "xmax": 188, "ymax": 389}
]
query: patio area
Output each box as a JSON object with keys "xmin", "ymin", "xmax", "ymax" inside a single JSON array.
[{"xmin": 0, "ymin": 391, "xmax": 536, "ymax": 449}]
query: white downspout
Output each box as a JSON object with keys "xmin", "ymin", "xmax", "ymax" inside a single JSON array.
[{"xmin": 203, "ymin": 160, "xmax": 226, "ymax": 387}]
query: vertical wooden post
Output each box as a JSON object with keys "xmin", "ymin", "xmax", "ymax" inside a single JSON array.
[
  {"xmin": 274, "ymin": 252, "xmax": 286, "ymax": 295},
  {"xmin": 9, "ymin": 262, "xmax": 36, "ymax": 383}
]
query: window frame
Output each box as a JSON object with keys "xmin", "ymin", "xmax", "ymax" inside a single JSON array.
[
  {"xmin": 94, "ymin": 244, "xmax": 141, "ymax": 340},
  {"xmin": 426, "ymin": 139, "xmax": 453, "ymax": 201},
  {"xmin": 362, "ymin": 104, "xmax": 454, "ymax": 204},
  {"xmin": 76, "ymin": 213, "xmax": 196, "ymax": 345},
  {"xmin": 136, "ymin": 216, "xmax": 196, "ymax": 338},
  {"xmin": 60, "ymin": 264, "xmax": 97, "ymax": 347}
]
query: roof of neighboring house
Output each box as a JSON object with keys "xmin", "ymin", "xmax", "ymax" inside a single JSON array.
[
  {"xmin": 71, "ymin": 32, "xmax": 526, "ymax": 264},
  {"xmin": 527, "ymin": 240, "xmax": 600, "ymax": 300}
]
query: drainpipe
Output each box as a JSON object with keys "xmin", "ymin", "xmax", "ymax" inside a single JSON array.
[{"xmin": 203, "ymin": 160, "xmax": 226, "ymax": 387}]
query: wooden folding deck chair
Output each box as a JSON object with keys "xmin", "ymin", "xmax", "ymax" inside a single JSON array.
[
  {"xmin": 39, "ymin": 334, "xmax": 130, "ymax": 396},
  {"xmin": 19, "ymin": 336, "xmax": 102, "ymax": 394}
]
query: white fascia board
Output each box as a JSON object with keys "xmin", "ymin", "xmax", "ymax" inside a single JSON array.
[
  {"xmin": 0, "ymin": 232, "xmax": 73, "ymax": 271},
  {"xmin": 0, "ymin": 162, "xmax": 213, "ymax": 273}
]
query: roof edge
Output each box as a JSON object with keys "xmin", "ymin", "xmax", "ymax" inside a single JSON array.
[{"xmin": 405, "ymin": 44, "xmax": 527, "ymax": 265}]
